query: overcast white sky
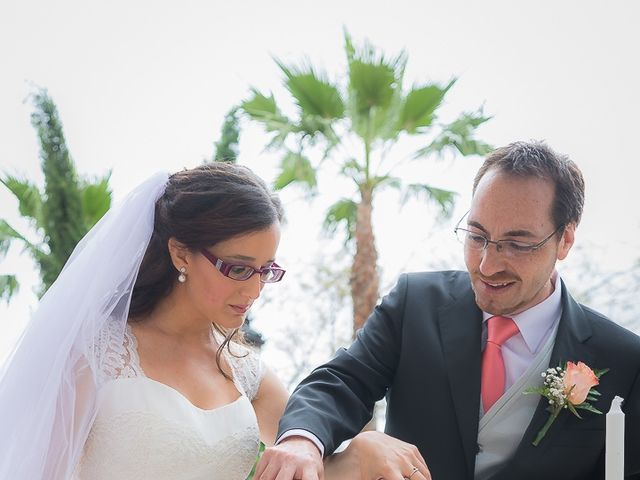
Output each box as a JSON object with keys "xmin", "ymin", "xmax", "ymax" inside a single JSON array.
[{"xmin": 1, "ymin": 0, "xmax": 639, "ymax": 371}]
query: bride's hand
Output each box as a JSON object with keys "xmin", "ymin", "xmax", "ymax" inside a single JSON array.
[
  {"xmin": 253, "ymin": 436, "xmax": 324, "ymax": 480},
  {"xmin": 326, "ymin": 431, "xmax": 431, "ymax": 480}
]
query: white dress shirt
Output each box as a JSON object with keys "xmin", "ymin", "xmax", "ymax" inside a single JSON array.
[{"xmin": 482, "ymin": 271, "xmax": 562, "ymax": 393}]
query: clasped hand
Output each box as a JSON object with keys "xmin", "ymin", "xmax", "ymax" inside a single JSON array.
[{"xmin": 253, "ymin": 432, "xmax": 431, "ymax": 480}]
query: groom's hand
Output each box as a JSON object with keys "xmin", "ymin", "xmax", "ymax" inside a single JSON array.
[
  {"xmin": 254, "ymin": 436, "xmax": 324, "ymax": 480},
  {"xmin": 339, "ymin": 431, "xmax": 431, "ymax": 480}
]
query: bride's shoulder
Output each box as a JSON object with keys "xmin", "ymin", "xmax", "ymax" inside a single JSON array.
[{"xmin": 92, "ymin": 320, "xmax": 144, "ymax": 383}]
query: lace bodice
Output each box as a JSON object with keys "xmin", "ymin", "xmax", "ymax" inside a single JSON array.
[{"xmin": 76, "ymin": 322, "xmax": 264, "ymax": 480}]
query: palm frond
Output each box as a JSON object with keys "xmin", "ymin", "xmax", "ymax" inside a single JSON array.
[
  {"xmin": 0, "ymin": 175, "xmax": 44, "ymax": 228},
  {"xmin": 275, "ymin": 59, "xmax": 344, "ymax": 121},
  {"xmin": 0, "ymin": 219, "xmax": 42, "ymax": 256},
  {"xmin": 401, "ymin": 183, "xmax": 457, "ymax": 217},
  {"xmin": 273, "ymin": 151, "xmax": 317, "ymax": 191},
  {"xmin": 348, "ymin": 59, "xmax": 401, "ymax": 117},
  {"xmin": 79, "ymin": 172, "xmax": 112, "ymax": 228},
  {"xmin": 344, "ymin": 30, "xmax": 408, "ymax": 142},
  {"xmin": 323, "ymin": 198, "xmax": 357, "ymax": 243},
  {"xmin": 399, "ymin": 79, "xmax": 456, "ymax": 134},
  {"xmin": 241, "ymin": 89, "xmax": 296, "ymax": 147},
  {"xmin": 371, "ymin": 175, "xmax": 402, "ymax": 191},
  {"xmin": 415, "ymin": 108, "xmax": 493, "ymax": 158}
]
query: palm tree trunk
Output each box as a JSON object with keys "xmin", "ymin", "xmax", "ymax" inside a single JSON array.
[
  {"xmin": 351, "ymin": 187, "xmax": 380, "ymax": 431},
  {"xmin": 351, "ymin": 187, "xmax": 379, "ymax": 334}
]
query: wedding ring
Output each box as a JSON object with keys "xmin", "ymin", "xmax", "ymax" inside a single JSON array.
[{"xmin": 408, "ymin": 466, "xmax": 419, "ymax": 478}]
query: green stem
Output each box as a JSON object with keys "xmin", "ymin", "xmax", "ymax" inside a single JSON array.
[{"xmin": 532, "ymin": 408, "xmax": 561, "ymax": 446}]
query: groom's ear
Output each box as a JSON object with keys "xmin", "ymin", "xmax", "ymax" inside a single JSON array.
[
  {"xmin": 556, "ymin": 223, "xmax": 576, "ymax": 261},
  {"xmin": 167, "ymin": 237, "xmax": 191, "ymax": 269}
]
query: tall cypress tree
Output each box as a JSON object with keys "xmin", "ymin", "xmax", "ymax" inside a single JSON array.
[
  {"xmin": 212, "ymin": 107, "xmax": 240, "ymax": 163},
  {"xmin": 30, "ymin": 90, "xmax": 87, "ymax": 288}
]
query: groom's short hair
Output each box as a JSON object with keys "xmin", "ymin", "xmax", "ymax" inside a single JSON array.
[{"xmin": 472, "ymin": 140, "xmax": 585, "ymax": 229}]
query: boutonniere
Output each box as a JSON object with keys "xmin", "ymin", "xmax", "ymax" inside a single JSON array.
[{"xmin": 524, "ymin": 361, "xmax": 608, "ymax": 446}]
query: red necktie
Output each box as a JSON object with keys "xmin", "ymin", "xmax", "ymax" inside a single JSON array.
[{"xmin": 481, "ymin": 316, "xmax": 519, "ymax": 413}]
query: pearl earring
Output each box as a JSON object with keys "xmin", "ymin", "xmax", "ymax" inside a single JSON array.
[{"xmin": 178, "ymin": 267, "xmax": 187, "ymax": 283}]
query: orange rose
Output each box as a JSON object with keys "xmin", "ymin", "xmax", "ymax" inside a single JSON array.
[{"xmin": 563, "ymin": 361, "xmax": 599, "ymax": 405}]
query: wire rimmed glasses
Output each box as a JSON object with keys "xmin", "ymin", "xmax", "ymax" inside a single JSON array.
[{"xmin": 454, "ymin": 214, "xmax": 564, "ymax": 258}]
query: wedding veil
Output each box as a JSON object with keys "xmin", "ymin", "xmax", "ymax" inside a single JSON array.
[{"xmin": 0, "ymin": 172, "xmax": 169, "ymax": 479}]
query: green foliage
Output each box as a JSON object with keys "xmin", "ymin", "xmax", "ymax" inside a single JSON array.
[
  {"xmin": 276, "ymin": 60, "xmax": 345, "ymax": 120},
  {"xmin": 241, "ymin": 89, "xmax": 294, "ymax": 149},
  {"xmin": 323, "ymin": 198, "xmax": 358, "ymax": 243},
  {"xmin": 273, "ymin": 151, "xmax": 317, "ymax": 191},
  {"xmin": 79, "ymin": 172, "xmax": 113, "ymax": 229},
  {"xmin": 401, "ymin": 183, "xmax": 457, "ymax": 217},
  {"xmin": 213, "ymin": 107, "xmax": 241, "ymax": 163},
  {"xmin": 399, "ymin": 81, "xmax": 454, "ymax": 133},
  {"xmin": 0, "ymin": 176, "xmax": 44, "ymax": 228},
  {"xmin": 30, "ymin": 89, "xmax": 87, "ymax": 288},
  {"xmin": 0, "ymin": 88, "xmax": 112, "ymax": 301},
  {"xmin": 415, "ymin": 109, "xmax": 493, "ymax": 158},
  {"xmin": 241, "ymin": 31, "xmax": 491, "ymax": 239},
  {"xmin": 246, "ymin": 442, "xmax": 266, "ymax": 480},
  {"xmin": 0, "ymin": 275, "xmax": 19, "ymax": 303}
]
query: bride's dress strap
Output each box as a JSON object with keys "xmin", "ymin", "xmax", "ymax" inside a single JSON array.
[
  {"xmin": 223, "ymin": 341, "xmax": 265, "ymax": 401},
  {"xmin": 93, "ymin": 321, "xmax": 145, "ymax": 384}
]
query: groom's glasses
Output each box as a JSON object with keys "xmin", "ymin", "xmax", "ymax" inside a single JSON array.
[
  {"xmin": 200, "ymin": 250, "xmax": 286, "ymax": 283},
  {"xmin": 454, "ymin": 212, "xmax": 564, "ymax": 258}
]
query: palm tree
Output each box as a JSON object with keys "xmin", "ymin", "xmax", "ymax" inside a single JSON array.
[
  {"xmin": 0, "ymin": 89, "xmax": 112, "ymax": 301},
  {"xmin": 242, "ymin": 31, "xmax": 491, "ymax": 335}
]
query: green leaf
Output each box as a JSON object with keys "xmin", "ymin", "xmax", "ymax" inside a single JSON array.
[
  {"xmin": 399, "ymin": 79, "xmax": 455, "ymax": 134},
  {"xmin": 0, "ymin": 219, "xmax": 41, "ymax": 256},
  {"xmin": 241, "ymin": 89, "xmax": 295, "ymax": 147},
  {"xmin": 246, "ymin": 441, "xmax": 266, "ymax": 480},
  {"xmin": 80, "ymin": 172, "xmax": 112, "ymax": 228},
  {"xmin": 574, "ymin": 403, "xmax": 603, "ymax": 415},
  {"xmin": 273, "ymin": 151, "xmax": 317, "ymax": 191},
  {"xmin": 349, "ymin": 60, "xmax": 399, "ymax": 115},
  {"xmin": 594, "ymin": 368, "xmax": 609, "ymax": 378},
  {"xmin": 340, "ymin": 158, "xmax": 365, "ymax": 176},
  {"xmin": 213, "ymin": 106, "xmax": 241, "ymax": 163},
  {"xmin": 415, "ymin": 108, "xmax": 493, "ymax": 158},
  {"xmin": 323, "ymin": 198, "xmax": 357, "ymax": 243},
  {"xmin": 345, "ymin": 30, "xmax": 407, "ymax": 135},
  {"xmin": 371, "ymin": 175, "xmax": 401, "ymax": 190},
  {"xmin": 401, "ymin": 183, "xmax": 457, "ymax": 216},
  {"xmin": 523, "ymin": 386, "xmax": 547, "ymax": 396},
  {"xmin": 276, "ymin": 59, "xmax": 344, "ymax": 121},
  {"xmin": 0, "ymin": 175, "xmax": 44, "ymax": 228},
  {"xmin": 567, "ymin": 402, "xmax": 583, "ymax": 419},
  {"xmin": 0, "ymin": 274, "xmax": 19, "ymax": 304}
]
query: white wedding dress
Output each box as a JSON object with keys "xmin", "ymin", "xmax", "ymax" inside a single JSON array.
[{"xmin": 75, "ymin": 323, "xmax": 262, "ymax": 480}]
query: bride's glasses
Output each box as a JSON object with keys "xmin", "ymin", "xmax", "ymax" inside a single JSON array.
[{"xmin": 200, "ymin": 249, "xmax": 286, "ymax": 283}]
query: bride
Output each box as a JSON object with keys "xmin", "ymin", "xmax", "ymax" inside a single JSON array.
[{"xmin": 0, "ymin": 162, "xmax": 289, "ymax": 479}]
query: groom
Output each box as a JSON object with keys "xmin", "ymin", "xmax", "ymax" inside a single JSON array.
[{"xmin": 256, "ymin": 141, "xmax": 640, "ymax": 480}]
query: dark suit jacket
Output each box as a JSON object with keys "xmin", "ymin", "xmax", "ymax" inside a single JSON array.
[{"xmin": 278, "ymin": 271, "xmax": 640, "ymax": 480}]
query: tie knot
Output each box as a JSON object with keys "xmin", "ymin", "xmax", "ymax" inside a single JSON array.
[{"xmin": 487, "ymin": 315, "xmax": 519, "ymax": 346}]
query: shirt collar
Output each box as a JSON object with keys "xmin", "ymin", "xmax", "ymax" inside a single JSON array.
[{"xmin": 482, "ymin": 271, "xmax": 563, "ymax": 354}]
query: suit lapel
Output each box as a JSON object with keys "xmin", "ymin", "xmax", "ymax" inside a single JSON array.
[
  {"xmin": 498, "ymin": 280, "xmax": 594, "ymax": 472},
  {"xmin": 438, "ymin": 285, "xmax": 483, "ymax": 477}
]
